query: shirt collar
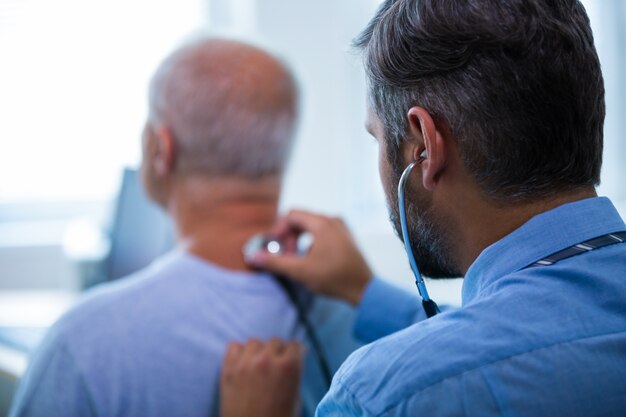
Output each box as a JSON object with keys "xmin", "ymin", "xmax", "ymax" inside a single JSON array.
[{"xmin": 462, "ymin": 197, "xmax": 626, "ymax": 305}]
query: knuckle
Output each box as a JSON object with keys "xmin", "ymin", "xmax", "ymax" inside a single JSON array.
[
  {"xmin": 227, "ymin": 342, "xmax": 242, "ymax": 354},
  {"xmin": 248, "ymin": 338, "xmax": 262, "ymax": 347},
  {"xmin": 253, "ymin": 353, "xmax": 272, "ymax": 371},
  {"xmin": 321, "ymin": 217, "xmax": 334, "ymax": 228},
  {"xmin": 288, "ymin": 209, "xmax": 303, "ymax": 218}
]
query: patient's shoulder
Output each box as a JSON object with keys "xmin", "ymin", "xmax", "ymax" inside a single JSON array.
[{"xmin": 51, "ymin": 251, "xmax": 187, "ymax": 342}]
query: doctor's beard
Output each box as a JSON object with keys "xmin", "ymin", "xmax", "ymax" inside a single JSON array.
[{"xmin": 386, "ymin": 152, "xmax": 462, "ymax": 279}]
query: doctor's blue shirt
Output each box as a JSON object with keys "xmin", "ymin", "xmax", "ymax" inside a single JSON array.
[{"xmin": 320, "ymin": 197, "xmax": 626, "ymax": 416}]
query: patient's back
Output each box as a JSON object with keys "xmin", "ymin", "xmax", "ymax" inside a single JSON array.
[{"xmin": 10, "ymin": 250, "xmax": 302, "ymax": 417}]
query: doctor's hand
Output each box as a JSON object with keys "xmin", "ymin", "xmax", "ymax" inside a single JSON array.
[
  {"xmin": 220, "ymin": 339, "xmax": 303, "ymax": 417},
  {"xmin": 247, "ymin": 210, "xmax": 373, "ymax": 305}
]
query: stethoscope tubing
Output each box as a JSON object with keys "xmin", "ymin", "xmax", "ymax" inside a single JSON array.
[{"xmin": 397, "ymin": 159, "xmax": 433, "ymax": 303}]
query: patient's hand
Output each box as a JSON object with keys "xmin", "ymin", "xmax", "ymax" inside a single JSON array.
[
  {"xmin": 247, "ymin": 210, "xmax": 373, "ymax": 305},
  {"xmin": 220, "ymin": 339, "xmax": 304, "ymax": 417}
]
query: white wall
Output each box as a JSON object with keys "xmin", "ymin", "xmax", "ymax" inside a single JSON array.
[
  {"xmin": 583, "ymin": 0, "xmax": 626, "ymax": 201},
  {"xmin": 1, "ymin": 0, "xmax": 624, "ymax": 304},
  {"xmin": 211, "ymin": 0, "xmax": 457, "ymax": 301}
]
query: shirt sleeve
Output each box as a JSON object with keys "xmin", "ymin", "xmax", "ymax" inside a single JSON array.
[
  {"xmin": 315, "ymin": 379, "xmax": 372, "ymax": 417},
  {"xmin": 353, "ymin": 278, "xmax": 429, "ymax": 344},
  {"xmin": 9, "ymin": 331, "xmax": 97, "ymax": 417}
]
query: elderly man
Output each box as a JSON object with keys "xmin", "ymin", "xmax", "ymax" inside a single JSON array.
[
  {"xmin": 10, "ymin": 38, "xmax": 359, "ymax": 417},
  {"xmin": 221, "ymin": 1, "xmax": 626, "ymax": 416}
]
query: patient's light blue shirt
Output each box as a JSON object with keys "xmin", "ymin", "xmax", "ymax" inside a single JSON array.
[
  {"xmin": 319, "ymin": 197, "xmax": 626, "ymax": 416},
  {"xmin": 9, "ymin": 251, "xmax": 360, "ymax": 417}
]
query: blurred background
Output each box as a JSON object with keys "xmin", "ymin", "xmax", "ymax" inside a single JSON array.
[{"xmin": 0, "ymin": 0, "xmax": 624, "ymax": 412}]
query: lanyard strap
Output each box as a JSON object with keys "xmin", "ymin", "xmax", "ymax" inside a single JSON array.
[{"xmin": 527, "ymin": 231, "xmax": 626, "ymax": 268}]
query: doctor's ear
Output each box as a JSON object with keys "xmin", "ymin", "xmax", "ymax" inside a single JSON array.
[{"xmin": 406, "ymin": 107, "xmax": 446, "ymax": 191}]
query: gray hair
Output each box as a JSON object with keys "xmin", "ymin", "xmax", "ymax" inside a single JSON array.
[{"xmin": 148, "ymin": 37, "xmax": 299, "ymax": 178}]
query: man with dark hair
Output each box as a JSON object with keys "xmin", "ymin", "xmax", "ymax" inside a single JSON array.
[{"xmin": 220, "ymin": 0, "xmax": 626, "ymax": 416}]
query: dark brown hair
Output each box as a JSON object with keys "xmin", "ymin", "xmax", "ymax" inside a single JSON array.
[{"xmin": 355, "ymin": 0, "xmax": 605, "ymax": 203}]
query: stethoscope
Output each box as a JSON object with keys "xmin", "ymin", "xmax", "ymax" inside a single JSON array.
[
  {"xmin": 397, "ymin": 150, "xmax": 440, "ymax": 318},
  {"xmin": 240, "ymin": 155, "xmax": 442, "ymax": 388},
  {"xmin": 243, "ymin": 235, "xmax": 333, "ymax": 387}
]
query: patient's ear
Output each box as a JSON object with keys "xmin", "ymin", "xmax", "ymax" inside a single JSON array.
[
  {"xmin": 153, "ymin": 127, "xmax": 176, "ymax": 177},
  {"xmin": 406, "ymin": 107, "xmax": 446, "ymax": 191}
]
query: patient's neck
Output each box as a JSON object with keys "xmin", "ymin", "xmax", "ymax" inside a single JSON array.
[{"xmin": 167, "ymin": 175, "xmax": 281, "ymax": 273}]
